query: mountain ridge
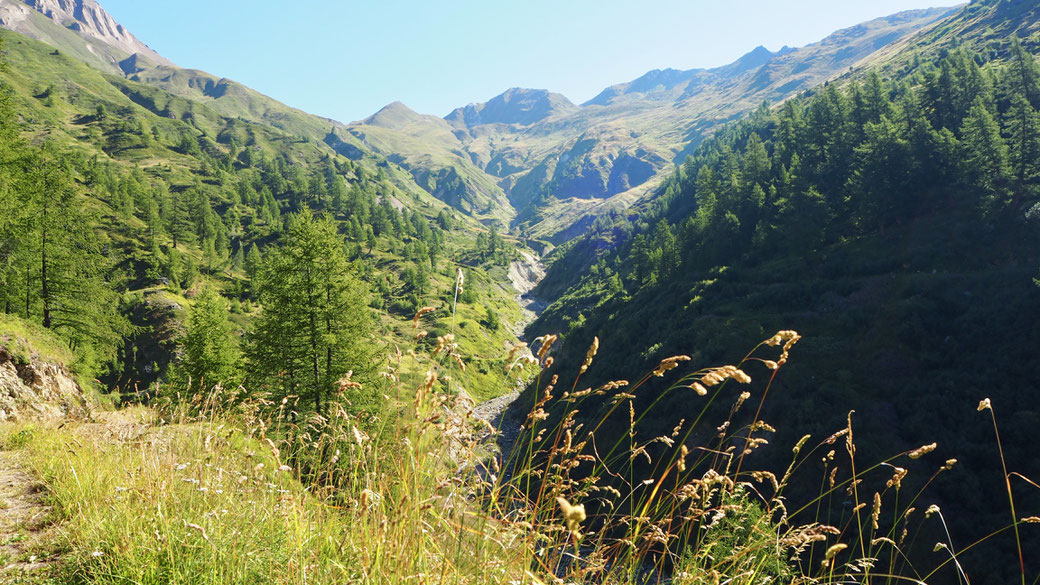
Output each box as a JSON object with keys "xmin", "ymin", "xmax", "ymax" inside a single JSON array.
[
  {"xmin": 0, "ymin": 0, "xmax": 172, "ymax": 72},
  {"xmin": 348, "ymin": 6, "xmax": 957, "ymax": 241}
]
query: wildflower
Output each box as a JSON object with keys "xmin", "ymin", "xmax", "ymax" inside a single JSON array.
[{"xmin": 91, "ymin": 550, "xmax": 104, "ymax": 558}]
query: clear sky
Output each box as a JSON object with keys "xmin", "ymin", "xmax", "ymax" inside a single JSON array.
[{"xmin": 96, "ymin": 0, "xmax": 961, "ymax": 123}]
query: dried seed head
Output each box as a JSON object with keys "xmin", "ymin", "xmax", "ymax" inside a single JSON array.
[
  {"xmin": 886, "ymin": 467, "xmax": 908, "ymax": 490},
  {"xmin": 872, "ymin": 492, "xmax": 882, "ymax": 530},
  {"xmin": 793, "ymin": 434, "xmax": 812, "ymax": 456},
  {"xmin": 978, "ymin": 398, "xmax": 992, "ymax": 411},
  {"xmin": 534, "ymin": 334, "xmax": 559, "ymax": 360},
  {"xmin": 360, "ymin": 488, "xmax": 380, "ymax": 509},
  {"xmin": 908, "ymin": 443, "xmax": 937, "ymax": 459},
  {"xmin": 823, "ymin": 543, "xmax": 847, "ymax": 563},
  {"xmin": 735, "ymin": 391, "xmax": 751, "ymax": 410},
  {"xmin": 652, "ymin": 355, "xmax": 691, "ymax": 377},
  {"xmin": 556, "ymin": 497, "xmax": 586, "ymax": 536},
  {"xmin": 337, "ymin": 371, "xmax": 362, "ymax": 392},
  {"xmin": 702, "ymin": 371, "xmax": 725, "ymax": 386},
  {"xmin": 751, "ymin": 420, "xmax": 776, "ymax": 433},
  {"xmin": 925, "ymin": 504, "xmax": 940, "ymax": 518},
  {"xmin": 579, "ymin": 337, "xmax": 599, "ymax": 375},
  {"xmin": 412, "ymin": 306, "xmax": 436, "ymax": 329}
]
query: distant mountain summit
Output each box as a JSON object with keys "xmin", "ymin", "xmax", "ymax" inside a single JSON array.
[
  {"xmin": 446, "ymin": 88, "xmax": 578, "ymax": 127},
  {"xmin": 0, "ymin": 0, "xmax": 172, "ymax": 72}
]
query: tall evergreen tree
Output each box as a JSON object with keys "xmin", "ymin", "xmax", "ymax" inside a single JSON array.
[
  {"xmin": 176, "ymin": 286, "xmax": 240, "ymax": 389},
  {"xmin": 247, "ymin": 212, "xmax": 372, "ymax": 414},
  {"xmin": 961, "ymin": 98, "xmax": 1013, "ymax": 212}
]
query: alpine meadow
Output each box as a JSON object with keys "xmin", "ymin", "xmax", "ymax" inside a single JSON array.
[{"xmin": 0, "ymin": 0, "xmax": 1037, "ymax": 584}]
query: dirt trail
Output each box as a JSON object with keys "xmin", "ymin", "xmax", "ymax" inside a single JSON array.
[{"xmin": 0, "ymin": 449, "xmax": 55, "ymax": 580}]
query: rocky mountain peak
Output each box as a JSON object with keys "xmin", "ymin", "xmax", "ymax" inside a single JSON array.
[
  {"xmin": 446, "ymin": 87, "xmax": 577, "ymax": 128},
  {"xmin": 0, "ymin": 0, "xmax": 172, "ymax": 69}
]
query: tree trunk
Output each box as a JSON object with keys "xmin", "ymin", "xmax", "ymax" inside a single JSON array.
[{"xmin": 41, "ymin": 222, "xmax": 50, "ymax": 329}]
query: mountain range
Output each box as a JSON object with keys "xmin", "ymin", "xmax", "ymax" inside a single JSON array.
[
  {"xmin": 2, "ymin": 0, "xmax": 1040, "ymax": 581},
  {"xmin": 0, "ymin": 0, "xmax": 957, "ymax": 246}
]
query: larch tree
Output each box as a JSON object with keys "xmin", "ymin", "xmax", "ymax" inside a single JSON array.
[
  {"xmin": 177, "ymin": 286, "xmax": 241, "ymax": 389},
  {"xmin": 247, "ymin": 211, "xmax": 372, "ymax": 415}
]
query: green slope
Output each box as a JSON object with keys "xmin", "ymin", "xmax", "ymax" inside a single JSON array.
[{"xmin": 0, "ymin": 26, "xmax": 529, "ymax": 402}]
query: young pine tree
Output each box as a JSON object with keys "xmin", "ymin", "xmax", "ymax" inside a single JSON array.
[{"xmin": 177, "ymin": 286, "xmax": 241, "ymax": 389}]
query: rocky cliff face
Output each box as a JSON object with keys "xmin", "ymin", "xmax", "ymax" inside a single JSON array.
[
  {"xmin": 0, "ymin": 346, "xmax": 90, "ymax": 422},
  {"xmin": 0, "ymin": 0, "xmax": 172, "ymax": 72}
]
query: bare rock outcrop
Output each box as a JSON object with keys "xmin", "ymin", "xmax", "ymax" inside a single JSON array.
[
  {"xmin": 0, "ymin": 0, "xmax": 173, "ymax": 72},
  {"xmin": 0, "ymin": 346, "xmax": 90, "ymax": 422}
]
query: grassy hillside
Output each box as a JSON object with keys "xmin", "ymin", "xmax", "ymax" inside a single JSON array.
[
  {"xmin": 0, "ymin": 27, "xmax": 528, "ymax": 403},
  {"xmin": 1, "ymin": 323, "xmax": 1014, "ymax": 584}
]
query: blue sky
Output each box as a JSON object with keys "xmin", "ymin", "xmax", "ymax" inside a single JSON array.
[{"xmin": 97, "ymin": 0, "xmax": 960, "ymax": 123}]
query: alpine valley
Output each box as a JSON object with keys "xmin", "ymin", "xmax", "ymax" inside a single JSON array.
[{"xmin": 0, "ymin": 0, "xmax": 1037, "ymax": 584}]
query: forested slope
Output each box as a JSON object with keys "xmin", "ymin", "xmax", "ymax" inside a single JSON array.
[
  {"xmin": 524, "ymin": 7, "xmax": 1040, "ymax": 581},
  {"xmin": 0, "ymin": 29, "xmax": 527, "ymax": 406}
]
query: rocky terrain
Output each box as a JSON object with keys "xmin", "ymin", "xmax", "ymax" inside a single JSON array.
[{"xmin": 0, "ymin": 347, "xmax": 90, "ymax": 422}]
